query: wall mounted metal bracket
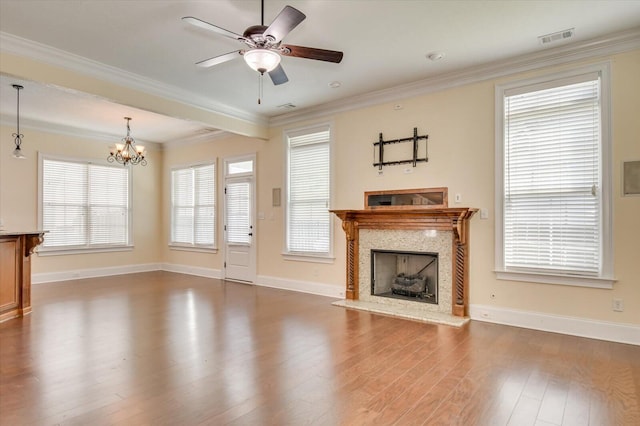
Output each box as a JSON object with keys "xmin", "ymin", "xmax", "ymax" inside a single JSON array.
[{"xmin": 373, "ymin": 127, "xmax": 428, "ymax": 170}]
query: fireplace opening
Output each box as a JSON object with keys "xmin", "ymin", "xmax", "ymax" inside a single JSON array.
[{"xmin": 371, "ymin": 250, "xmax": 438, "ymax": 304}]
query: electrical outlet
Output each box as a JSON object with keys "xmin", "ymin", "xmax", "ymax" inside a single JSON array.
[
  {"xmin": 480, "ymin": 208, "xmax": 489, "ymax": 219},
  {"xmin": 612, "ymin": 298, "xmax": 624, "ymax": 312}
]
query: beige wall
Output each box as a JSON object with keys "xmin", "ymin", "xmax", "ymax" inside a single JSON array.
[
  {"xmin": 1, "ymin": 50, "xmax": 638, "ymax": 327},
  {"xmin": 0, "ymin": 126, "xmax": 163, "ymax": 272},
  {"xmin": 161, "ymin": 135, "xmax": 266, "ymax": 271},
  {"xmin": 160, "ymin": 130, "xmax": 346, "ymax": 286},
  {"xmin": 163, "ymin": 51, "xmax": 638, "ymax": 325}
]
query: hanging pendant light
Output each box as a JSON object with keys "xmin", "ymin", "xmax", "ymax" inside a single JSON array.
[
  {"xmin": 11, "ymin": 84, "xmax": 26, "ymax": 159},
  {"xmin": 107, "ymin": 117, "xmax": 147, "ymax": 166}
]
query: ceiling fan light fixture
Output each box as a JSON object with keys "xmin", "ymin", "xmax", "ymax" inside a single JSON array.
[{"xmin": 243, "ymin": 49, "xmax": 281, "ymax": 73}]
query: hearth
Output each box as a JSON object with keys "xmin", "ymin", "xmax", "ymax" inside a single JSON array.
[{"xmin": 371, "ymin": 250, "xmax": 438, "ymax": 304}]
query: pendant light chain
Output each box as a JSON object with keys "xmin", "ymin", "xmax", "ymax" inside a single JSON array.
[{"xmin": 11, "ymin": 84, "xmax": 26, "ymax": 159}]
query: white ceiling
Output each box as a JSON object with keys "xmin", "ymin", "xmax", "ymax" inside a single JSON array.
[{"xmin": 1, "ymin": 0, "xmax": 640, "ymax": 143}]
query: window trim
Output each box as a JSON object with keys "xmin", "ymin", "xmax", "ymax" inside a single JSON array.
[
  {"xmin": 37, "ymin": 152, "xmax": 134, "ymax": 254},
  {"xmin": 169, "ymin": 160, "xmax": 217, "ymax": 251},
  {"xmin": 283, "ymin": 122, "xmax": 335, "ymax": 261},
  {"xmin": 494, "ymin": 62, "xmax": 615, "ymax": 288}
]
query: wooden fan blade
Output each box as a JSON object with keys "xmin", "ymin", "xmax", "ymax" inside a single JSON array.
[
  {"xmin": 182, "ymin": 16, "xmax": 244, "ymax": 41},
  {"xmin": 263, "ymin": 6, "xmax": 306, "ymax": 43},
  {"xmin": 281, "ymin": 45, "xmax": 344, "ymax": 63},
  {"xmin": 196, "ymin": 51, "xmax": 242, "ymax": 68},
  {"xmin": 268, "ymin": 64, "xmax": 289, "ymax": 86}
]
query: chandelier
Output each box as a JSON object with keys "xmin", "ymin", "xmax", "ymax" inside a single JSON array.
[
  {"xmin": 11, "ymin": 84, "xmax": 26, "ymax": 159},
  {"xmin": 107, "ymin": 117, "xmax": 146, "ymax": 166}
]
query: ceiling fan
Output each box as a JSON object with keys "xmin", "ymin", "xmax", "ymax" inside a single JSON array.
[{"xmin": 182, "ymin": 0, "xmax": 344, "ymax": 86}]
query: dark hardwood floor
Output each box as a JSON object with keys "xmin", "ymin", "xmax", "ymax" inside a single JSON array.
[{"xmin": 0, "ymin": 271, "xmax": 638, "ymax": 425}]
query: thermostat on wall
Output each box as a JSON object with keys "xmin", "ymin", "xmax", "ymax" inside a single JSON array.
[{"xmin": 623, "ymin": 160, "xmax": 640, "ymax": 196}]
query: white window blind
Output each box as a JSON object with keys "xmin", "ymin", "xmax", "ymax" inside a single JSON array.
[
  {"xmin": 171, "ymin": 164, "xmax": 215, "ymax": 248},
  {"xmin": 286, "ymin": 127, "xmax": 331, "ymax": 255},
  {"xmin": 41, "ymin": 158, "xmax": 130, "ymax": 250},
  {"xmin": 226, "ymin": 181, "xmax": 251, "ymax": 244},
  {"xmin": 503, "ymin": 73, "xmax": 601, "ymax": 276}
]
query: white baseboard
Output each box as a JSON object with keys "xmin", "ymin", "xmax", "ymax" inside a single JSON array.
[
  {"xmin": 33, "ymin": 262, "xmax": 338, "ymax": 298},
  {"xmin": 161, "ymin": 263, "xmax": 222, "ymax": 279},
  {"xmin": 32, "ymin": 263, "xmax": 162, "ymax": 284},
  {"xmin": 256, "ymin": 274, "xmax": 344, "ymax": 299},
  {"xmin": 32, "ymin": 262, "xmax": 220, "ymax": 283},
  {"xmin": 469, "ymin": 304, "xmax": 640, "ymax": 346}
]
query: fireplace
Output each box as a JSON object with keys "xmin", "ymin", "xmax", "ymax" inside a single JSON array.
[
  {"xmin": 371, "ymin": 250, "xmax": 438, "ymax": 304},
  {"xmin": 358, "ymin": 228, "xmax": 453, "ymax": 315},
  {"xmin": 331, "ymin": 187, "xmax": 477, "ymax": 320}
]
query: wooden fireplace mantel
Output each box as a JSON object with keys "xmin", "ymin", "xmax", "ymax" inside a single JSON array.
[{"xmin": 331, "ymin": 208, "xmax": 477, "ymax": 317}]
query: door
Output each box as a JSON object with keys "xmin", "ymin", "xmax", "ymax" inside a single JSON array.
[{"xmin": 224, "ymin": 156, "xmax": 256, "ymax": 283}]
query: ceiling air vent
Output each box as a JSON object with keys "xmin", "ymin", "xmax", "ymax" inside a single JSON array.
[
  {"xmin": 277, "ymin": 103, "xmax": 296, "ymax": 110},
  {"xmin": 539, "ymin": 28, "xmax": 574, "ymax": 45}
]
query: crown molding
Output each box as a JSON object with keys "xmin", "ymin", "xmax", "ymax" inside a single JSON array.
[
  {"xmin": 0, "ymin": 32, "xmax": 268, "ymax": 127},
  {"xmin": 0, "ymin": 114, "xmax": 161, "ymax": 149},
  {"xmin": 270, "ymin": 27, "xmax": 640, "ymax": 127},
  {"xmin": 3, "ymin": 27, "xmax": 638, "ymax": 132}
]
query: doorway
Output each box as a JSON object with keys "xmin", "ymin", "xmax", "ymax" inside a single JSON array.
[{"xmin": 223, "ymin": 155, "xmax": 256, "ymax": 283}]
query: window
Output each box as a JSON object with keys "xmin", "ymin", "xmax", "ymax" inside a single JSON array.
[
  {"xmin": 225, "ymin": 180, "xmax": 251, "ymax": 245},
  {"xmin": 171, "ymin": 163, "xmax": 216, "ymax": 249},
  {"xmin": 39, "ymin": 155, "xmax": 131, "ymax": 252},
  {"xmin": 495, "ymin": 64, "xmax": 613, "ymax": 288},
  {"xmin": 285, "ymin": 124, "xmax": 332, "ymax": 259}
]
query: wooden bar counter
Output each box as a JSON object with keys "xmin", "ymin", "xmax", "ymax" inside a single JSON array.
[{"xmin": 0, "ymin": 231, "xmax": 45, "ymax": 322}]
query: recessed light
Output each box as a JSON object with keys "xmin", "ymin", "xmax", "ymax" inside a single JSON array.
[
  {"xmin": 426, "ymin": 52, "xmax": 445, "ymax": 61},
  {"xmin": 328, "ymin": 81, "xmax": 341, "ymax": 88}
]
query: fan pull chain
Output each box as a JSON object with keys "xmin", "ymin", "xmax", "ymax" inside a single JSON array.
[{"xmin": 258, "ymin": 72, "xmax": 263, "ymax": 105}]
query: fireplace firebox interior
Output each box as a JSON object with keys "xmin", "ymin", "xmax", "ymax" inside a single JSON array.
[{"xmin": 371, "ymin": 250, "xmax": 438, "ymax": 304}]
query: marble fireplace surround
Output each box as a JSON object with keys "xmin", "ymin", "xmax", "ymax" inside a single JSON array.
[
  {"xmin": 331, "ymin": 208, "xmax": 477, "ymax": 326},
  {"xmin": 361, "ymin": 229, "xmax": 451, "ymax": 311}
]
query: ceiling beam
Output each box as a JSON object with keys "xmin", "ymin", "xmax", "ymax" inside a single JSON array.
[{"xmin": 0, "ymin": 52, "xmax": 269, "ymax": 140}]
